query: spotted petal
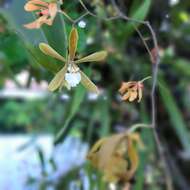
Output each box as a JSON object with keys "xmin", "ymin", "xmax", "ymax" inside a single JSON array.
[
  {"xmin": 39, "ymin": 43, "xmax": 66, "ymax": 62},
  {"xmin": 48, "ymin": 65, "xmax": 67, "ymax": 91},
  {"xmin": 69, "ymin": 27, "xmax": 78, "ymax": 61},
  {"xmin": 75, "ymin": 51, "xmax": 107, "ymax": 64},
  {"xmin": 80, "ymin": 71, "xmax": 99, "ymax": 94}
]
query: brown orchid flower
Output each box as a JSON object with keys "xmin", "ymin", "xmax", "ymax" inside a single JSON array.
[
  {"xmin": 24, "ymin": 0, "xmax": 57, "ymax": 29},
  {"xmin": 87, "ymin": 131, "xmax": 141, "ymax": 183},
  {"xmin": 119, "ymin": 81, "xmax": 143, "ymax": 103},
  {"xmin": 119, "ymin": 77, "xmax": 151, "ymax": 103},
  {"xmin": 39, "ymin": 27, "xmax": 107, "ymax": 94}
]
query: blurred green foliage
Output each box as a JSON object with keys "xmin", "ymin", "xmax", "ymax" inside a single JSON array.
[
  {"xmin": 0, "ymin": 98, "xmax": 67, "ymax": 133},
  {"xmin": 0, "ymin": 0, "xmax": 190, "ymax": 190}
]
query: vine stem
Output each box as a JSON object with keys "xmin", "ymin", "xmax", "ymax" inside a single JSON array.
[
  {"xmin": 57, "ymin": 0, "xmax": 173, "ymax": 188},
  {"xmin": 140, "ymin": 76, "xmax": 152, "ymax": 83},
  {"xmin": 126, "ymin": 123, "xmax": 151, "ymax": 134},
  {"xmin": 110, "ymin": 0, "xmax": 173, "ymax": 189},
  {"xmin": 74, "ymin": 0, "xmax": 173, "ymax": 189}
]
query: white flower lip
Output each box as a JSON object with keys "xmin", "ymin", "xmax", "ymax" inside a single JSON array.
[
  {"xmin": 65, "ymin": 72, "xmax": 81, "ymax": 88},
  {"xmin": 65, "ymin": 64, "xmax": 81, "ymax": 88}
]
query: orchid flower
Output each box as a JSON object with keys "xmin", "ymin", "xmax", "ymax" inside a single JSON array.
[
  {"xmin": 119, "ymin": 77, "xmax": 151, "ymax": 103},
  {"xmin": 39, "ymin": 27, "xmax": 107, "ymax": 94},
  {"xmin": 24, "ymin": 0, "xmax": 57, "ymax": 29},
  {"xmin": 119, "ymin": 81, "xmax": 143, "ymax": 103}
]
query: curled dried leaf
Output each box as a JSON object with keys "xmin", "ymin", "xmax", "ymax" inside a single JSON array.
[{"xmin": 87, "ymin": 131, "xmax": 141, "ymax": 183}]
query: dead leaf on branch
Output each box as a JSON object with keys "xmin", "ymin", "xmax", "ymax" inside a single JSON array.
[{"xmin": 87, "ymin": 131, "xmax": 142, "ymax": 183}]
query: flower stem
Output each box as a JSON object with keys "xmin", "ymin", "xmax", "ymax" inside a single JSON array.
[
  {"xmin": 127, "ymin": 123, "xmax": 151, "ymax": 134},
  {"xmin": 140, "ymin": 76, "xmax": 152, "ymax": 83},
  {"xmin": 58, "ymin": 10, "xmax": 74, "ymax": 23}
]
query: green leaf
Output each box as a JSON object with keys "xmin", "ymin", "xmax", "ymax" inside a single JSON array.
[
  {"xmin": 41, "ymin": 14, "xmax": 67, "ymax": 54},
  {"xmin": 159, "ymin": 77, "xmax": 190, "ymax": 151},
  {"xmin": 125, "ymin": 0, "xmax": 152, "ymax": 38},
  {"xmin": 98, "ymin": 98, "xmax": 111, "ymax": 137},
  {"xmin": 171, "ymin": 58, "xmax": 190, "ymax": 77},
  {"xmin": 134, "ymin": 101, "xmax": 155, "ymax": 190},
  {"xmin": 36, "ymin": 146, "xmax": 46, "ymax": 175},
  {"xmin": 54, "ymin": 84, "xmax": 86, "ymax": 145},
  {"xmin": 28, "ymin": 46, "xmax": 61, "ymax": 73}
]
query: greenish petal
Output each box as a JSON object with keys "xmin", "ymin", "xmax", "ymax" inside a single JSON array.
[
  {"xmin": 80, "ymin": 71, "xmax": 99, "ymax": 94},
  {"xmin": 39, "ymin": 43, "xmax": 66, "ymax": 62},
  {"xmin": 48, "ymin": 65, "xmax": 68, "ymax": 91},
  {"xmin": 75, "ymin": 51, "xmax": 107, "ymax": 64}
]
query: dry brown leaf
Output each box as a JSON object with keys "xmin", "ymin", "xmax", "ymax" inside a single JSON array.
[{"xmin": 87, "ymin": 131, "xmax": 141, "ymax": 183}]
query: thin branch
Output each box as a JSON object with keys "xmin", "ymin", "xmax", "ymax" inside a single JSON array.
[
  {"xmin": 57, "ymin": 0, "xmax": 172, "ymax": 188},
  {"xmin": 58, "ymin": 10, "xmax": 75, "ymax": 23},
  {"xmin": 78, "ymin": 0, "xmax": 97, "ymax": 17},
  {"xmin": 127, "ymin": 123, "xmax": 151, "ymax": 134},
  {"xmin": 73, "ymin": 12, "xmax": 89, "ymax": 25},
  {"xmin": 78, "ymin": 0, "xmax": 120, "ymax": 21},
  {"xmin": 133, "ymin": 24, "xmax": 153, "ymax": 61},
  {"xmin": 109, "ymin": 0, "xmax": 173, "ymax": 189},
  {"xmin": 76, "ymin": 0, "xmax": 173, "ymax": 189},
  {"xmin": 140, "ymin": 76, "xmax": 152, "ymax": 83}
]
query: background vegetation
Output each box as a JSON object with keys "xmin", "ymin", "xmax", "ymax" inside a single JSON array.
[{"xmin": 0, "ymin": 0, "xmax": 190, "ymax": 189}]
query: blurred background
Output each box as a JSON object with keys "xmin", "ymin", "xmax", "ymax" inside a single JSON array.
[{"xmin": 0, "ymin": 0, "xmax": 190, "ymax": 189}]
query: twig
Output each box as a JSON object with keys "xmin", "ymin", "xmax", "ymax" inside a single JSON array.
[
  {"xmin": 73, "ymin": 12, "xmax": 89, "ymax": 25},
  {"xmin": 59, "ymin": 9, "xmax": 119, "ymax": 23},
  {"xmin": 58, "ymin": 1, "xmax": 173, "ymax": 188},
  {"xmin": 58, "ymin": 10, "xmax": 75, "ymax": 23},
  {"xmin": 127, "ymin": 123, "xmax": 151, "ymax": 134},
  {"xmin": 140, "ymin": 76, "xmax": 152, "ymax": 83},
  {"xmin": 59, "ymin": 0, "xmax": 120, "ymax": 24},
  {"xmin": 133, "ymin": 24, "xmax": 153, "ymax": 61},
  {"xmin": 109, "ymin": 0, "xmax": 173, "ymax": 189},
  {"xmin": 75, "ymin": 0, "xmax": 173, "ymax": 189}
]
